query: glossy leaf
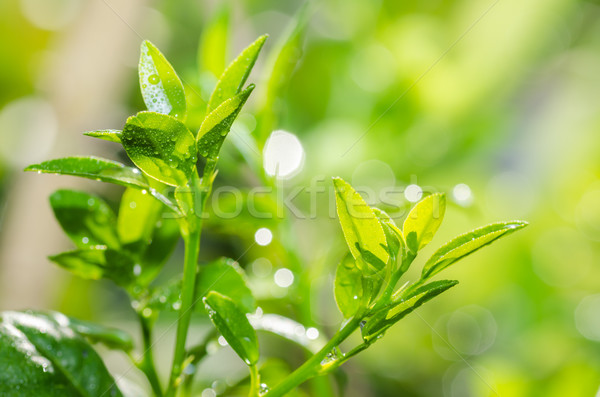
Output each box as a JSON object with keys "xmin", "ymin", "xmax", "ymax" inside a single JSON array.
[
  {"xmin": 333, "ymin": 178, "xmax": 389, "ymax": 273},
  {"xmin": 422, "ymin": 221, "xmax": 528, "ymax": 280},
  {"xmin": 24, "ymin": 156, "xmax": 148, "ymax": 189},
  {"xmin": 139, "ymin": 41, "xmax": 186, "ymax": 119},
  {"xmin": 334, "ymin": 254, "xmax": 363, "ymax": 318},
  {"xmin": 0, "ymin": 310, "xmax": 123, "ymax": 396},
  {"xmin": 83, "ymin": 130, "xmax": 122, "ymax": 143},
  {"xmin": 49, "ymin": 247, "xmax": 135, "ymax": 287},
  {"xmin": 403, "ymin": 193, "xmax": 446, "ymax": 253},
  {"xmin": 361, "ymin": 280, "xmax": 458, "ymax": 342},
  {"xmin": 207, "ymin": 35, "xmax": 267, "ymax": 112},
  {"xmin": 117, "ymin": 188, "xmax": 161, "ymax": 246},
  {"xmin": 50, "ymin": 190, "xmax": 119, "ymax": 250},
  {"xmin": 121, "ymin": 111, "xmax": 196, "ymax": 186},
  {"xmin": 197, "ymin": 85, "xmax": 254, "ymax": 159},
  {"xmin": 203, "ymin": 292, "xmax": 259, "ymax": 366}
]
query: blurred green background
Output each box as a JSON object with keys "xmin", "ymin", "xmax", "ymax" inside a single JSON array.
[{"xmin": 1, "ymin": 0, "xmax": 599, "ymax": 396}]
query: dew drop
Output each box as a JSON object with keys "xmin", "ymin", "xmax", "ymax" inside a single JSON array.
[{"xmin": 148, "ymin": 74, "xmax": 160, "ymax": 84}]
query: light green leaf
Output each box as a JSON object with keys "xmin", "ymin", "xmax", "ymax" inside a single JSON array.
[
  {"xmin": 333, "ymin": 177, "xmax": 389, "ymax": 273},
  {"xmin": 50, "ymin": 190, "xmax": 119, "ymax": 250},
  {"xmin": 0, "ymin": 310, "xmax": 123, "ymax": 397},
  {"xmin": 197, "ymin": 85, "xmax": 254, "ymax": 159},
  {"xmin": 403, "ymin": 193, "xmax": 446, "ymax": 253},
  {"xmin": 334, "ymin": 254, "xmax": 363, "ymax": 319},
  {"xmin": 117, "ymin": 188, "xmax": 161, "ymax": 246},
  {"xmin": 66, "ymin": 316, "xmax": 133, "ymax": 351},
  {"xmin": 207, "ymin": 35, "xmax": 267, "ymax": 112},
  {"xmin": 24, "ymin": 156, "xmax": 148, "ymax": 189},
  {"xmin": 422, "ymin": 221, "xmax": 528, "ymax": 280},
  {"xmin": 198, "ymin": 5, "xmax": 230, "ymax": 77},
  {"xmin": 83, "ymin": 129, "xmax": 122, "ymax": 143},
  {"xmin": 49, "ymin": 247, "xmax": 135, "ymax": 287},
  {"xmin": 373, "ymin": 207, "xmax": 404, "ymax": 261},
  {"xmin": 121, "ymin": 111, "xmax": 196, "ymax": 187},
  {"xmin": 139, "ymin": 41, "xmax": 186, "ymax": 120},
  {"xmin": 203, "ymin": 292, "xmax": 259, "ymax": 366}
]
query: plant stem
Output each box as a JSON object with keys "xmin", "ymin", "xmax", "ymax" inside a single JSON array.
[
  {"xmin": 248, "ymin": 364, "xmax": 260, "ymax": 397},
  {"xmin": 136, "ymin": 312, "xmax": 163, "ymax": 397},
  {"xmin": 263, "ymin": 317, "xmax": 362, "ymax": 397},
  {"xmin": 165, "ymin": 227, "xmax": 201, "ymax": 396}
]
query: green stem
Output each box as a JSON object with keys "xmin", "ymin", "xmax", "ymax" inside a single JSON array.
[
  {"xmin": 263, "ymin": 317, "xmax": 362, "ymax": 397},
  {"xmin": 248, "ymin": 364, "xmax": 260, "ymax": 397},
  {"xmin": 136, "ymin": 312, "xmax": 163, "ymax": 397},
  {"xmin": 165, "ymin": 227, "xmax": 201, "ymax": 396}
]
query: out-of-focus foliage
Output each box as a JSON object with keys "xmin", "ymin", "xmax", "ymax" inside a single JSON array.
[{"xmin": 1, "ymin": 0, "xmax": 600, "ymax": 396}]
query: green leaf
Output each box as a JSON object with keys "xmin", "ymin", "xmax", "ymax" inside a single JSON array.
[
  {"xmin": 24, "ymin": 156, "xmax": 149, "ymax": 189},
  {"xmin": 66, "ymin": 316, "xmax": 133, "ymax": 351},
  {"xmin": 49, "ymin": 247, "xmax": 135, "ymax": 287},
  {"xmin": 50, "ymin": 190, "xmax": 119, "ymax": 250},
  {"xmin": 373, "ymin": 208, "xmax": 404, "ymax": 262},
  {"xmin": 117, "ymin": 188, "xmax": 161, "ymax": 246},
  {"xmin": 139, "ymin": 217, "xmax": 179, "ymax": 285},
  {"xmin": 361, "ymin": 280, "xmax": 458, "ymax": 342},
  {"xmin": 333, "ymin": 177, "xmax": 389, "ymax": 273},
  {"xmin": 207, "ymin": 35, "xmax": 267, "ymax": 112},
  {"xmin": 403, "ymin": 193, "xmax": 446, "ymax": 253},
  {"xmin": 334, "ymin": 254, "xmax": 363, "ymax": 319},
  {"xmin": 121, "ymin": 111, "xmax": 196, "ymax": 187},
  {"xmin": 197, "ymin": 85, "xmax": 254, "ymax": 159},
  {"xmin": 0, "ymin": 310, "xmax": 123, "ymax": 397},
  {"xmin": 139, "ymin": 41, "xmax": 186, "ymax": 120},
  {"xmin": 203, "ymin": 292, "xmax": 259, "ymax": 366},
  {"xmin": 83, "ymin": 129, "xmax": 122, "ymax": 143},
  {"xmin": 422, "ymin": 221, "xmax": 528, "ymax": 280},
  {"xmin": 198, "ymin": 5, "xmax": 230, "ymax": 77}
]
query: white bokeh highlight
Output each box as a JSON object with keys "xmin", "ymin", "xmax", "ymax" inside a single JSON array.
[{"xmin": 263, "ymin": 130, "xmax": 305, "ymax": 178}]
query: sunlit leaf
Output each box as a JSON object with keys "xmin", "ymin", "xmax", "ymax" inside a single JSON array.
[
  {"xmin": 373, "ymin": 207, "xmax": 404, "ymax": 262},
  {"xmin": 207, "ymin": 35, "xmax": 267, "ymax": 112},
  {"xmin": 0, "ymin": 310, "xmax": 123, "ymax": 396},
  {"xmin": 334, "ymin": 254, "xmax": 363, "ymax": 319},
  {"xmin": 333, "ymin": 177, "xmax": 389, "ymax": 274},
  {"xmin": 139, "ymin": 41, "xmax": 186, "ymax": 120},
  {"xmin": 203, "ymin": 292, "xmax": 259, "ymax": 366},
  {"xmin": 83, "ymin": 129, "xmax": 122, "ymax": 143},
  {"xmin": 24, "ymin": 156, "xmax": 148, "ymax": 189},
  {"xmin": 117, "ymin": 188, "xmax": 161, "ymax": 246},
  {"xmin": 422, "ymin": 221, "xmax": 528, "ymax": 280},
  {"xmin": 197, "ymin": 85, "xmax": 254, "ymax": 159},
  {"xmin": 403, "ymin": 193, "xmax": 446, "ymax": 253},
  {"xmin": 121, "ymin": 111, "xmax": 196, "ymax": 187}
]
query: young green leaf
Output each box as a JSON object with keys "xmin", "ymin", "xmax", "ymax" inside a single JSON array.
[
  {"xmin": 139, "ymin": 41, "xmax": 186, "ymax": 120},
  {"xmin": 0, "ymin": 311, "xmax": 123, "ymax": 397},
  {"xmin": 117, "ymin": 187, "xmax": 161, "ymax": 246},
  {"xmin": 50, "ymin": 189, "xmax": 119, "ymax": 250},
  {"xmin": 198, "ymin": 5, "xmax": 230, "ymax": 78},
  {"xmin": 334, "ymin": 254, "xmax": 363, "ymax": 319},
  {"xmin": 333, "ymin": 178, "xmax": 389, "ymax": 273},
  {"xmin": 207, "ymin": 35, "xmax": 267, "ymax": 112},
  {"xmin": 203, "ymin": 292, "xmax": 259, "ymax": 366},
  {"xmin": 121, "ymin": 111, "xmax": 196, "ymax": 186},
  {"xmin": 49, "ymin": 247, "xmax": 135, "ymax": 287},
  {"xmin": 403, "ymin": 193, "xmax": 446, "ymax": 253},
  {"xmin": 373, "ymin": 207, "xmax": 405, "ymax": 262},
  {"xmin": 197, "ymin": 85, "xmax": 254, "ymax": 159},
  {"xmin": 83, "ymin": 129, "xmax": 122, "ymax": 143},
  {"xmin": 24, "ymin": 156, "xmax": 149, "ymax": 189},
  {"xmin": 422, "ymin": 221, "xmax": 528, "ymax": 280}
]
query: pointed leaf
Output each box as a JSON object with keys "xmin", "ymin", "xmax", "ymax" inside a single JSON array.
[
  {"xmin": 422, "ymin": 221, "xmax": 528, "ymax": 280},
  {"xmin": 197, "ymin": 85, "xmax": 254, "ymax": 159},
  {"xmin": 121, "ymin": 111, "xmax": 196, "ymax": 187},
  {"xmin": 50, "ymin": 189, "xmax": 119, "ymax": 250},
  {"xmin": 0, "ymin": 310, "xmax": 123, "ymax": 396},
  {"xmin": 333, "ymin": 178, "xmax": 389, "ymax": 273},
  {"xmin": 139, "ymin": 41, "xmax": 186, "ymax": 119},
  {"xmin": 403, "ymin": 193, "xmax": 446, "ymax": 253},
  {"xmin": 25, "ymin": 156, "xmax": 149, "ymax": 189},
  {"xmin": 83, "ymin": 129, "xmax": 122, "ymax": 143},
  {"xmin": 203, "ymin": 292, "xmax": 259, "ymax": 366},
  {"xmin": 334, "ymin": 254, "xmax": 363, "ymax": 319},
  {"xmin": 207, "ymin": 35, "xmax": 267, "ymax": 112},
  {"xmin": 373, "ymin": 208, "xmax": 404, "ymax": 261}
]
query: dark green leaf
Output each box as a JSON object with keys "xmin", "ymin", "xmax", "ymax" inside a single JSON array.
[
  {"xmin": 139, "ymin": 41, "xmax": 186, "ymax": 120},
  {"xmin": 197, "ymin": 85, "xmax": 254, "ymax": 159},
  {"xmin": 334, "ymin": 254, "xmax": 363, "ymax": 318},
  {"xmin": 403, "ymin": 193, "xmax": 446, "ymax": 253},
  {"xmin": 139, "ymin": 217, "xmax": 179, "ymax": 285},
  {"xmin": 83, "ymin": 130, "xmax": 122, "ymax": 143},
  {"xmin": 333, "ymin": 178, "xmax": 389, "ymax": 274},
  {"xmin": 422, "ymin": 221, "xmax": 528, "ymax": 280},
  {"xmin": 50, "ymin": 190, "xmax": 119, "ymax": 250},
  {"xmin": 24, "ymin": 156, "xmax": 148, "ymax": 189},
  {"xmin": 49, "ymin": 247, "xmax": 135, "ymax": 287},
  {"xmin": 207, "ymin": 35, "xmax": 267, "ymax": 112},
  {"xmin": 0, "ymin": 310, "xmax": 123, "ymax": 397},
  {"xmin": 203, "ymin": 292, "xmax": 259, "ymax": 366},
  {"xmin": 121, "ymin": 111, "xmax": 196, "ymax": 187}
]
